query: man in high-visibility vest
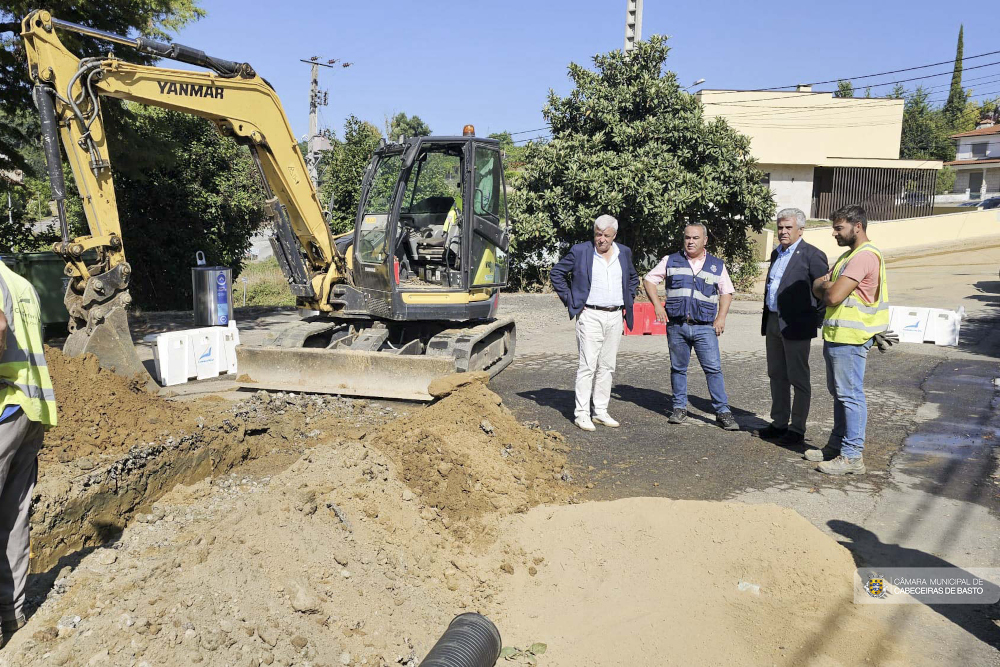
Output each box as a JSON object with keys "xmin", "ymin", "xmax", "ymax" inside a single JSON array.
[
  {"xmin": 809, "ymin": 205, "xmax": 889, "ymax": 475},
  {"xmin": 0, "ymin": 261, "xmax": 57, "ymax": 647}
]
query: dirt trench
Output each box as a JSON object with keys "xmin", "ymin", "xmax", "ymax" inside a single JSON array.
[{"xmin": 30, "ymin": 347, "xmax": 400, "ymax": 573}]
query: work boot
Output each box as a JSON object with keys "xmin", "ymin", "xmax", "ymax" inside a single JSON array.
[
  {"xmin": 758, "ymin": 424, "xmax": 788, "ymax": 440},
  {"xmin": 804, "ymin": 446, "xmax": 839, "ymax": 462},
  {"xmin": 1, "ymin": 615, "xmax": 25, "ymax": 649},
  {"xmin": 778, "ymin": 431, "xmax": 805, "ymax": 446},
  {"xmin": 667, "ymin": 408, "xmax": 688, "ymax": 424},
  {"xmin": 574, "ymin": 415, "xmax": 596, "ymax": 432},
  {"xmin": 592, "ymin": 413, "xmax": 620, "ymax": 428},
  {"xmin": 817, "ymin": 455, "xmax": 866, "ymax": 475},
  {"xmin": 716, "ymin": 412, "xmax": 739, "ymax": 431}
]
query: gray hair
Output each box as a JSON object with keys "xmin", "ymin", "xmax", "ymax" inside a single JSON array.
[
  {"xmin": 684, "ymin": 223, "xmax": 708, "ymax": 237},
  {"xmin": 776, "ymin": 208, "xmax": 807, "ymax": 229},
  {"xmin": 594, "ymin": 214, "xmax": 619, "ymax": 232}
]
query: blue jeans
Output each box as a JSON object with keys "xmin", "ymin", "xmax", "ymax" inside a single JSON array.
[
  {"xmin": 667, "ymin": 322, "xmax": 730, "ymax": 414},
  {"xmin": 824, "ymin": 339, "xmax": 873, "ymax": 459}
]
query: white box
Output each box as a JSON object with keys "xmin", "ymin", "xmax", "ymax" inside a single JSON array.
[
  {"xmin": 153, "ymin": 332, "xmax": 192, "ymax": 386},
  {"xmin": 192, "ymin": 329, "xmax": 223, "ymax": 380},
  {"xmin": 220, "ymin": 320, "xmax": 240, "ymax": 375},
  {"xmin": 889, "ymin": 306, "xmax": 930, "ymax": 344},
  {"xmin": 924, "ymin": 308, "xmax": 963, "ymax": 347}
]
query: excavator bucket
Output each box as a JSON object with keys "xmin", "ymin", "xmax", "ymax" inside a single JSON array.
[
  {"xmin": 235, "ymin": 317, "xmax": 516, "ymax": 401},
  {"xmin": 62, "ymin": 306, "xmax": 158, "ymax": 392}
]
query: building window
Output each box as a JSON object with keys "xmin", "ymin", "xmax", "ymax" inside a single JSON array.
[
  {"xmin": 972, "ymin": 143, "xmax": 988, "ymax": 159},
  {"xmin": 760, "ymin": 172, "xmax": 771, "ymax": 188}
]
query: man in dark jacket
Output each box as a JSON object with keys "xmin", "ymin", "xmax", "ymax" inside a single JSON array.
[
  {"xmin": 759, "ymin": 208, "xmax": 829, "ymax": 445},
  {"xmin": 550, "ymin": 215, "xmax": 639, "ymax": 431}
]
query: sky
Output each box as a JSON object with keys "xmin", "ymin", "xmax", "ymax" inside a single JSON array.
[{"xmin": 159, "ymin": 0, "xmax": 982, "ymax": 143}]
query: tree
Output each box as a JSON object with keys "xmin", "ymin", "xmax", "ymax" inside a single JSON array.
[
  {"xmin": 107, "ymin": 105, "xmax": 265, "ymax": 310},
  {"xmin": 943, "ymin": 25, "xmax": 966, "ymax": 127},
  {"xmin": 0, "ymin": 0, "xmax": 205, "ymax": 176},
  {"xmin": 899, "ymin": 86, "xmax": 955, "ymax": 162},
  {"xmin": 387, "ymin": 112, "xmax": 431, "ymax": 140},
  {"xmin": 508, "ymin": 36, "xmax": 773, "ymax": 290},
  {"xmin": 834, "ymin": 80, "xmax": 854, "ymax": 98},
  {"xmin": 319, "ymin": 116, "xmax": 382, "ymax": 234}
]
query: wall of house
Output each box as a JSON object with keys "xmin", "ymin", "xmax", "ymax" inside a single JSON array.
[
  {"xmin": 699, "ymin": 90, "xmax": 904, "ymax": 164},
  {"xmin": 955, "ymin": 137, "xmax": 1000, "ymax": 161},
  {"xmin": 759, "ymin": 163, "xmax": 815, "ymax": 216},
  {"xmin": 952, "ymin": 167, "xmax": 1000, "ymax": 195},
  {"xmin": 799, "ymin": 208, "xmax": 1000, "ymax": 259}
]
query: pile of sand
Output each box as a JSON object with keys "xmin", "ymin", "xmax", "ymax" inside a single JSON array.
[
  {"xmin": 483, "ymin": 497, "xmax": 914, "ymax": 666},
  {"xmin": 41, "ymin": 346, "xmax": 195, "ymax": 463},
  {"xmin": 369, "ymin": 379, "xmax": 574, "ymax": 543}
]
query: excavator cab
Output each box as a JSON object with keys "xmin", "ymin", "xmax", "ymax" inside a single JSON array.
[{"xmin": 347, "ymin": 135, "xmax": 510, "ymax": 322}]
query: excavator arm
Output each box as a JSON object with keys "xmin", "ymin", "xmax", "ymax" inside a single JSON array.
[{"xmin": 20, "ymin": 10, "xmax": 342, "ymax": 381}]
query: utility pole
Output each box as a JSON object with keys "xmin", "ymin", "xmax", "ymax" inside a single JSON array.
[
  {"xmin": 624, "ymin": 0, "xmax": 643, "ymax": 52},
  {"xmin": 299, "ymin": 57, "xmax": 352, "ymax": 186}
]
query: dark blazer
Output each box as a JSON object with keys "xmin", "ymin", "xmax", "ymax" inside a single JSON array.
[
  {"xmin": 550, "ymin": 242, "xmax": 640, "ymax": 329},
  {"xmin": 760, "ymin": 240, "xmax": 829, "ymax": 340}
]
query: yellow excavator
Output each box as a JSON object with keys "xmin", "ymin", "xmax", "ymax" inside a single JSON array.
[{"xmin": 20, "ymin": 11, "xmax": 515, "ymax": 400}]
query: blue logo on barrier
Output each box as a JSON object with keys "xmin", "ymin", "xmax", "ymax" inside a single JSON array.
[{"xmin": 199, "ymin": 346, "xmax": 213, "ymax": 362}]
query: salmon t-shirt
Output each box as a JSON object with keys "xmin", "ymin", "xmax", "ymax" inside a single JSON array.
[{"xmin": 838, "ymin": 250, "xmax": 881, "ymax": 303}]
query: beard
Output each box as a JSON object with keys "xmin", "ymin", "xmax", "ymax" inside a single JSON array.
[{"xmin": 836, "ymin": 230, "xmax": 856, "ymax": 246}]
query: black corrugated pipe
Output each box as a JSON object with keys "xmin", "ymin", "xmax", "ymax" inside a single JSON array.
[{"xmin": 418, "ymin": 613, "xmax": 502, "ymax": 667}]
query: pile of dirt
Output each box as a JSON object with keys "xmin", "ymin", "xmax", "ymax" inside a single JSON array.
[
  {"xmin": 368, "ymin": 379, "xmax": 574, "ymax": 543},
  {"xmin": 482, "ymin": 498, "xmax": 917, "ymax": 666},
  {"xmin": 41, "ymin": 346, "xmax": 195, "ymax": 464}
]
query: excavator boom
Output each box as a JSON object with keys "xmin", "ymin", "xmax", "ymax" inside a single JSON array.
[{"xmin": 20, "ymin": 11, "xmax": 516, "ymax": 400}]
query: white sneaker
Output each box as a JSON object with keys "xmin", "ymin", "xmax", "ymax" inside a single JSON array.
[
  {"xmin": 574, "ymin": 416, "xmax": 596, "ymax": 431},
  {"xmin": 592, "ymin": 413, "xmax": 620, "ymax": 428}
]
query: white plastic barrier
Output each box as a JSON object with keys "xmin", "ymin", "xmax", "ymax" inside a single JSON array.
[
  {"xmin": 149, "ymin": 321, "xmax": 240, "ymax": 386},
  {"xmin": 924, "ymin": 307, "xmax": 964, "ymax": 347},
  {"xmin": 887, "ymin": 306, "xmax": 964, "ymax": 347},
  {"xmin": 888, "ymin": 307, "xmax": 930, "ymax": 344}
]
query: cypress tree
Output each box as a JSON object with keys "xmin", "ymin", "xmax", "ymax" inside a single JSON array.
[{"xmin": 943, "ymin": 25, "xmax": 965, "ymax": 126}]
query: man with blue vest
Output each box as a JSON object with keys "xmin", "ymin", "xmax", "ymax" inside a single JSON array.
[
  {"xmin": 0, "ymin": 261, "xmax": 57, "ymax": 648},
  {"xmin": 550, "ymin": 214, "xmax": 640, "ymax": 431},
  {"xmin": 810, "ymin": 205, "xmax": 889, "ymax": 475},
  {"xmin": 643, "ymin": 223, "xmax": 739, "ymax": 430}
]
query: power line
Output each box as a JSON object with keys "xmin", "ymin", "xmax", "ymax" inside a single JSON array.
[{"xmin": 706, "ymin": 46, "xmax": 1000, "ymax": 95}]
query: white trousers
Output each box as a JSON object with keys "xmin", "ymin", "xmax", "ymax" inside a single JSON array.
[{"xmin": 575, "ymin": 308, "xmax": 624, "ymax": 419}]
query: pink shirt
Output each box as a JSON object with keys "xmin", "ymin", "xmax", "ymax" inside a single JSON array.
[
  {"xmin": 838, "ymin": 250, "xmax": 881, "ymax": 303},
  {"xmin": 644, "ymin": 253, "xmax": 735, "ymax": 295}
]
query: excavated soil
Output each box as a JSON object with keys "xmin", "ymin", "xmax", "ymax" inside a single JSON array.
[{"xmin": 1, "ymin": 352, "xmax": 923, "ymax": 666}]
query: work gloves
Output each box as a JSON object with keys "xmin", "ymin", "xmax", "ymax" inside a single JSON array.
[{"xmin": 873, "ymin": 330, "xmax": 900, "ymax": 353}]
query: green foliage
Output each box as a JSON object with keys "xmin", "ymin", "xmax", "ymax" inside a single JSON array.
[
  {"xmin": 0, "ymin": 0, "xmax": 205, "ymax": 175},
  {"xmin": 500, "ymin": 642, "xmax": 547, "ymax": 665},
  {"xmin": 900, "ymin": 86, "xmax": 956, "ymax": 162},
  {"xmin": 387, "ymin": 112, "xmax": 431, "ymax": 140},
  {"xmin": 508, "ymin": 36, "xmax": 773, "ymax": 290},
  {"xmin": 106, "ymin": 104, "xmax": 266, "ymax": 310},
  {"xmin": 489, "ymin": 130, "xmax": 529, "ymax": 181},
  {"xmin": 240, "ymin": 257, "xmax": 294, "ymax": 307},
  {"xmin": 319, "ymin": 115, "xmax": 383, "ymax": 234},
  {"xmin": 834, "ymin": 80, "xmax": 854, "ymax": 98},
  {"xmin": 943, "ymin": 25, "xmax": 966, "ymax": 126},
  {"xmin": 935, "ymin": 165, "xmax": 956, "ymax": 195}
]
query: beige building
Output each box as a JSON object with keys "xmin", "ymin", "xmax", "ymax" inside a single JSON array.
[{"xmin": 697, "ymin": 87, "xmax": 941, "ymax": 220}]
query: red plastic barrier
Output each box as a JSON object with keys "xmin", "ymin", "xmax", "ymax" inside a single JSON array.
[{"xmin": 624, "ymin": 302, "xmax": 667, "ymax": 336}]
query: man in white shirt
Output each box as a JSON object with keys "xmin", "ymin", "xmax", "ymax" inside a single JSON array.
[{"xmin": 550, "ymin": 215, "xmax": 640, "ymax": 431}]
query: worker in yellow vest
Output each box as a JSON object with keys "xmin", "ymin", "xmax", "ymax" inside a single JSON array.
[
  {"xmin": 0, "ymin": 261, "xmax": 57, "ymax": 648},
  {"xmin": 809, "ymin": 205, "xmax": 889, "ymax": 476}
]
